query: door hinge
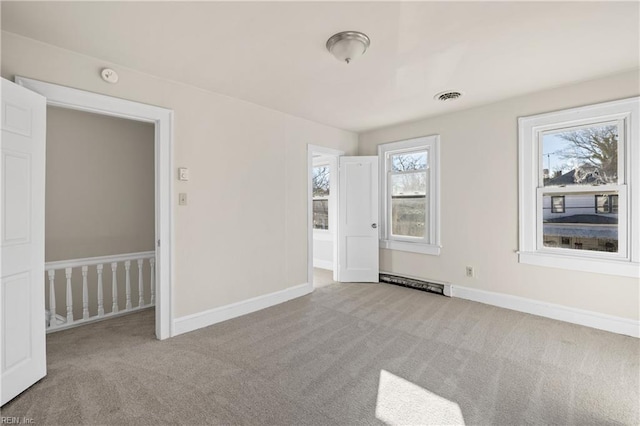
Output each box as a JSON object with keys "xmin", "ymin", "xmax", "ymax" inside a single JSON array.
[{"xmin": 157, "ymin": 239, "xmax": 161, "ymax": 247}]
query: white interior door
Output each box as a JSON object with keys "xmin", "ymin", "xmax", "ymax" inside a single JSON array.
[
  {"xmin": 1, "ymin": 78, "xmax": 47, "ymax": 405},
  {"xmin": 338, "ymin": 156, "xmax": 379, "ymax": 282}
]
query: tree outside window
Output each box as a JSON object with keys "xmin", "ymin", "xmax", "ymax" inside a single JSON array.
[{"xmin": 312, "ymin": 166, "xmax": 330, "ymax": 230}]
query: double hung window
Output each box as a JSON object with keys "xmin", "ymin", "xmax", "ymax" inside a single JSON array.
[
  {"xmin": 378, "ymin": 135, "xmax": 440, "ymax": 255},
  {"xmin": 518, "ymin": 97, "xmax": 639, "ymax": 276}
]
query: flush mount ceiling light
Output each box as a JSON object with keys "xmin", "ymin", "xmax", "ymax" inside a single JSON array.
[{"xmin": 326, "ymin": 31, "xmax": 370, "ymax": 64}]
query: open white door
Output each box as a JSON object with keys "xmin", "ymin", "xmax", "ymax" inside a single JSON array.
[
  {"xmin": 1, "ymin": 78, "xmax": 47, "ymax": 405},
  {"xmin": 338, "ymin": 156, "xmax": 379, "ymax": 282}
]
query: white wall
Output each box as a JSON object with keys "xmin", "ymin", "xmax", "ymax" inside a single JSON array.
[
  {"xmin": 312, "ymin": 233, "xmax": 332, "ymax": 270},
  {"xmin": 45, "ymin": 106, "xmax": 155, "ymax": 261},
  {"xmin": 1, "ymin": 32, "xmax": 358, "ymax": 319},
  {"xmin": 358, "ymin": 69, "xmax": 640, "ymax": 321}
]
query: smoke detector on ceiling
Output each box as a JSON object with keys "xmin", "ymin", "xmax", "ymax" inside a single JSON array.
[
  {"xmin": 434, "ymin": 90, "xmax": 463, "ymax": 102},
  {"xmin": 100, "ymin": 68, "xmax": 119, "ymax": 84}
]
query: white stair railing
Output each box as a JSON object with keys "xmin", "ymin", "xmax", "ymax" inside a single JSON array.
[{"xmin": 45, "ymin": 251, "xmax": 155, "ymax": 332}]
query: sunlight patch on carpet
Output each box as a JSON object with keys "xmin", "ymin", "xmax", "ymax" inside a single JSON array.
[{"xmin": 375, "ymin": 370, "xmax": 465, "ymax": 425}]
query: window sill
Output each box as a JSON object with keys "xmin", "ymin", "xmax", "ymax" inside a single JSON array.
[
  {"xmin": 380, "ymin": 240, "xmax": 441, "ymax": 256},
  {"xmin": 313, "ymin": 230, "xmax": 332, "ymax": 241},
  {"xmin": 519, "ymin": 251, "xmax": 639, "ymax": 278}
]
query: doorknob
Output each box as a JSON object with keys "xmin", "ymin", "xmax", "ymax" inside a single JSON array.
[{"xmin": 371, "ymin": 223, "xmax": 377, "ymax": 229}]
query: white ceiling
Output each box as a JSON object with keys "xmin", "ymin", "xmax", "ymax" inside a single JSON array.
[{"xmin": 2, "ymin": 2, "xmax": 638, "ymax": 132}]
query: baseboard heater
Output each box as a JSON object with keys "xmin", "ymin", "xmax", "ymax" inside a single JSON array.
[{"xmin": 379, "ymin": 273, "xmax": 445, "ymax": 296}]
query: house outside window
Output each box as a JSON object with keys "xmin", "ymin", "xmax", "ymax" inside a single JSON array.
[
  {"xmin": 312, "ymin": 165, "xmax": 330, "ymax": 230},
  {"xmin": 378, "ymin": 135, "xmax": 440, "ymax": 255},
  {"xmin": 518, "ymin": 97, "xmax": 639, "ymax": 277}
]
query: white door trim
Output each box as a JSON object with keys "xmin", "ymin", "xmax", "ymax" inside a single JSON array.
[
  {"xmin": 15, "ymin": 76, "xmax": 174, "ymax": 340},
  {"xmin": 307, "ymin": 145, "xmax": 344, "ymax": 286}
]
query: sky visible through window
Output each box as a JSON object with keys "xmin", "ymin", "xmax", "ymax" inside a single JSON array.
[
  {"xmin": 542, "ymin": 134, "xmax": 573, "ymax": 174},
  {"xmin": 542, "ymin": 124, "xmax": 618, "ymax": 184}
]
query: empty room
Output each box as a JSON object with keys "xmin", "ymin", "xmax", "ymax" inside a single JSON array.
[{"xmin": 1, "ymin": 1, "xmax": 638, "ymax": 425}]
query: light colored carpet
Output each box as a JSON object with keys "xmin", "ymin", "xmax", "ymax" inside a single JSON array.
[{"xmin": 2, "ymin": 280, "xmax": 639, "ymax": 425}]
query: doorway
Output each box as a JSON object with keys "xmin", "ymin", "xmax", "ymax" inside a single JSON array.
[
  {"xmin": 16, "ymin": 76, "xmax": 173, "ymax": 340},
  {"xmin": 307, "ymin": 145, "xmax": 343, "ymax": 288},
  {"xmin": 44, "ymin": 106, "xmax": 156, "ymax": 333}
]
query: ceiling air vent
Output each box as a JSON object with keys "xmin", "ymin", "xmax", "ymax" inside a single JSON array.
[{"xmin": 434, "ymin": 91, "xmax": 463, "ymax": 102}]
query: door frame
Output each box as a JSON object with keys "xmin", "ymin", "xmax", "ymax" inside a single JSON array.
[
  {"xmin": 307, "ymin": 144, "xmax": 343, "ymax": 286},
  {"xmin": 15, "ymin": 76, "xmax": 174, "ymax": 340}
]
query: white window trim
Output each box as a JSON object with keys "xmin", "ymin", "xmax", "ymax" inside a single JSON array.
[
  {"xmin": 518, "ymin": 97, "xmax": 640, "ymax": 278},
  {"xmin": 378, "ymin": 135, "xmax": 441, "ymax": 255}
]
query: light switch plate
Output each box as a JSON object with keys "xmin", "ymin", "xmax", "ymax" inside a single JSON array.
[
  {"xmin": 179, "ymin": 193, "xmax": 187, "ymax": 206},
  {"xmin": 178, "ymin": 167, "xmax": 189, "ymax": 181}
]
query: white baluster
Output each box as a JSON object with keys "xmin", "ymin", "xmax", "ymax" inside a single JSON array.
[
  {"xmin": 65, "ymin": 267, "xmax": 73, "ymax": 324},
  {"xmin": 149, "ymin": 258, "xmax": 155, "ymax": 305},
  {"xmin": 125, "ymin": 260, "xmax": 132, "ymax": 310},
  {"xmin": 82, "ymin": 265, "xmax": 89, "ymax": 320},
  {"xmin": 111, "ymin": 262, "xmax": 119, "ymax": 313},
  {"xmin": 137, "ymin": 259, "xmax": 144, "ymax": 307},
  {"xmin": 97, "ymin": 264, "xmax": 104, "ymax": 317},
  {"xmin": 47, "ymin": 270, "xmax": 56, "ymax": 329}
]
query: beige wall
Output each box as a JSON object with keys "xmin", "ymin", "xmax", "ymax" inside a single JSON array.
[
  {"xmin": 46, "ymin": 106, "xmax": 155, "ymax": 261},
  {"xmin": 1, "ymin": 32, "xmax": 358, "ymax": 318},
  {"xmin": 358, "ymin": 70, "xmax": 640, "ymax": 321}
]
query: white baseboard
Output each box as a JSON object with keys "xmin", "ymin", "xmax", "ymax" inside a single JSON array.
[
  {"xmin": 451, "ymin": 285, "xmax": 639, "ymax": 338},
  {"xmin": 313, "ymin": 259, "xmax": 333, "ymax": 270},
  {"xmin": 173, "ymin": 282, "xmax": 313, "ymax": 336}
]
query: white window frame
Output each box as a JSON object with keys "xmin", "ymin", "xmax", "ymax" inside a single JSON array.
[
  {"xmin": 378, "ymin": 135, "xmax": 441, "ymax": 255},
  {"xmin": 518, "ymin": 97, "xmax": 639, "ymax": 278}
]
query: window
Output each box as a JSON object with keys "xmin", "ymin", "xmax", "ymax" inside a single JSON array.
[
  {"xmin": 595, "ymin": 194, "xmax": 618, "ymax": 214},
  {"xmin": 379, "ymin": 135, "xmax": 440, "ymax": 255},
  {"xmin": 550, "ymin": 196, "xmax": 565, "ymax": 213},
  {"xmin": 312, "ymin": 165, "xmax": 330, "ymax": 230},
  {"xmin": 518, "ymin": 97, "xmax": 639, "ymax": 277}
]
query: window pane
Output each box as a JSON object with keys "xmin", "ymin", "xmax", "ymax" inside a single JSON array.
[
  {"xmin": 391, "ymin": 196, "xmax": 426, "ymax": 238},
  {"xmin": 595, "ymin": 194, "xmax": 619, "ymax": 214},
  {"xmin": 542, "ymin": 191, "xmax": 618, "ymax": 252},
  {"xmin": 543, "ymin": 124, "xmax": 618, "ymax": 186},
  {"xmin": 312, "ymin": 166, "xmax": 330, "ymax": 197},
  {"xmin": 595, "ymin": 195, "xmax": 609, "ymax": 213},
  {"xmin": 313, "ymin": 200, "xmax": 328, "ymax": 230},
  {"xmin": 391, "ymin": 171, "xmax": 426, "ymax": 196},
  {"xmin": 390, "ymin": 172, "xmax": 427, "ymax": 238},
  {"xmin": 391, "ymin": 151, "xmax": 427, "ymax": 172},
  {"xmin": 551, "ymin": 196, "xmax": 565, "ymax": 213}
]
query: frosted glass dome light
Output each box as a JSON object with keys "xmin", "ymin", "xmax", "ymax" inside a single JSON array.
[{"xmin": 326, "ymin": 31, "xmax": 371, "ymax": 64}]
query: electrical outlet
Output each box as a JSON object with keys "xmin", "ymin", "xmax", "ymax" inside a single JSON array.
[
  {"xmin": 465, "ymin": 266, "xmax": 474, "ymax": 278},
  {"xmin": 178, "ymin": 193, "xmax": 187, "ymax": 206}
]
